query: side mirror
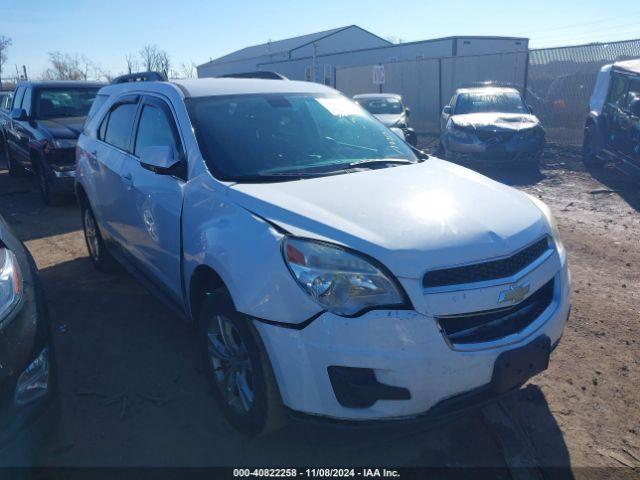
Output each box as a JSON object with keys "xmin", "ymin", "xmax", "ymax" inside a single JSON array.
[
  {"xmin": 442, "ymin": 105, "xmax": 452, "ymax": 115},
  {"xmin": 139, "ymin": 146, "xmax": 181, "ymax": 174},
  {"xmin": 630, "ymin": 98, "xmax": 640, "ymax": 117},
  {"xmin": 527, "ymin": 104, "xmax": 535, "ymax": 114},
  {"xmin": 10, "ymin": 108, "xmax": 27, "ymax": 121},
  {"xmin": 405, "ymin": 107, "xmax": 411, "ymax": 117}
]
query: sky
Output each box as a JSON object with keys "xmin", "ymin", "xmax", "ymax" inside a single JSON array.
[{"xmin": 1, "ymin": 0, "xmax": 639, "ymax": 79}]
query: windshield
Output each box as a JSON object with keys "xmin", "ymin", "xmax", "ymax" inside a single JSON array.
[
  {"xmin": 455, "ymin": 91, "xmax": 528, "ymax": 115},
  {"xmin": 34, "ymin": 87, "xmax": 101, "ymax": 119},
  {"xmin": 188, "ymin": 93, "xmax": 417, "ymax": 182},
  {"xmin": 356, "ymin": 97, "xmax": 404, "ymax": 115}
]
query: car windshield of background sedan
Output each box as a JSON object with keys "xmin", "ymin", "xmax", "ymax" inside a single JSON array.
[
  {"xmin": 34, "ymin": 87, "xmax": 100, "ymax": 119},
  {"xmin": 356, "ymin": 97, "xmax": 404, "ymax": 115},
  {"xmin": 188, "ymin": 93, "xmax": 418, "ymax": 182},
  {"xmin": 455, "ymin": 92, "xmax": 528, "ymax": 115}
]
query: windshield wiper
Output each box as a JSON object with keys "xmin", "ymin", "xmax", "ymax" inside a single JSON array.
[
  {"xmin": 233, "ymin": 171, "xmax": 347, "ymax": 183},
  {"xmin": 347, "ymin": 158, "xmax": 414, "ymax": 168}
]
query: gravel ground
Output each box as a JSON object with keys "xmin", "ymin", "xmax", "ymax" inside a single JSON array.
[{"xmin": 0, "ymin": 144, "xmax": 638, "ymax": 478}]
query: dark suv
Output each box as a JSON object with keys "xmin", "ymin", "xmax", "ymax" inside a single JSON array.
[
  {"xmin": 583, "ymin": 59, "xmax": 640, "ymax": 177},
  {"xmin": 4, "ymin": 81, "xmax": 104, "ymax": 205}
]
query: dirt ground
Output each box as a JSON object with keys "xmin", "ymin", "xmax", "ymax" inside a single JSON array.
[{"xmin": 0, "ymin": 142, "xmax": 638, "ymax": 478}]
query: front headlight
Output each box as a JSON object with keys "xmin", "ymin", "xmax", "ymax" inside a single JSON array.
[
  {"xmin": 525, "ymin": 194, "xmax": 565, "ymax": 258},
  {"xmin": 0, "ymin": 247, "xmax": 23, "ymax": 324},
  {"xmin": 283, "ymin": 238, "xmax": 407, "ymax": 316},
  {"xmin": 518, "ymin": 126, "xmax": 543, "ymax": 140},
  {"xmin": 447, "ymin": 120, "xmax": 475, "ymax": 142}
]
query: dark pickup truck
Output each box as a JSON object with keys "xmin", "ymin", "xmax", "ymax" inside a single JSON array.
[{"xmin": 4, "ymin": 81, "xmax": 104, "ymax": 205}]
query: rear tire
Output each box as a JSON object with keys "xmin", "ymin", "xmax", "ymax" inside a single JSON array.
[
  {"xmin": 583, "ymin": 123, "xmax": 605, "ymax": 168},
  {"xmin": 198, "ymin": 290, "xmax": 286, "ymax": 435},
  {"xmin": 81, "ymin": 202, "xmax": 118, "ymax": 272},
  {"xmin": 5, "ymin": 144, "xmax": 25, "ymax": 177}
]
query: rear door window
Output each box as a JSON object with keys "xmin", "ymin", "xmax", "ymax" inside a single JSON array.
[
  {"xmin": 103, "ymin": 103, "xmax": 138, "ymax": 151},
  {"xmin": 86, "ymin": 94, "xmax": 109, "ymax": 124}
]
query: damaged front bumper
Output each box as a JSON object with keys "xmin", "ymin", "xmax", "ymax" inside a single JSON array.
[
  {"xmin": 254, "ymin": 254, "xmax": 570, "ymax": 422},
  {"xmin": 443, "ymin": 128, "xmax": 545, "ymax": 165}
]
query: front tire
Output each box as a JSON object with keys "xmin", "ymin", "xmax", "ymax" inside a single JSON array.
[
  {"xmin": 583, "ymin": 123, "xmax": 605, "ymax": 168},
  {"xmin": 198, "ymin": 290, "xmax": 285, "ymax": 435},
  {"xmin": 81, "ymin": 203, "xmax": 118, "ymax": 272},
  {"xmin": 5, "ymin": 144, "xmax": 25, "ymax": 177},
  {"xmin": 34, "ymin": 160, "xmax": 66, "ymax": 206}
]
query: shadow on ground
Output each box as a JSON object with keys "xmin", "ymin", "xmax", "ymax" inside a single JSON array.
[
  {"xmin": 0, "ymin": 162, "xmax": 81, "ymax": 242},
  {"xmin": 585, "ymin": 165, "xmax": 640, "ymax": 213}
]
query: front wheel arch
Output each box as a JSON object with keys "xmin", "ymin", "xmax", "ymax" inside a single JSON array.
[{"xmin": 188, "ymin": 265, "xmax": 229, "ymax": 322}]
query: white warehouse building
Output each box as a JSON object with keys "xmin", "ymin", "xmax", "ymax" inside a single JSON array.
[{"xmin": 197, "ymin": 25, "xmax": 528, "ymax": 85}]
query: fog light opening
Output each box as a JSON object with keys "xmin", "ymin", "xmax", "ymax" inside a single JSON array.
[{"xmin": 14, "ymin": 347, "xmax": 50, "ymax": 406}]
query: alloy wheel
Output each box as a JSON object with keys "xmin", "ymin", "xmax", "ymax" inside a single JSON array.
[{"xmin": 206, "ymin": 314, "xmax": 255, "ymax": 414}]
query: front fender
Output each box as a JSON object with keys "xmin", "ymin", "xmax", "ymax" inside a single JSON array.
[{"xmin": 182, "ymin": 174, "xmax": 322, "ymax": 325}]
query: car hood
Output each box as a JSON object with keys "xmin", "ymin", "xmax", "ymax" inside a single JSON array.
[
  {"xmin": 374, "ymin": 113, "xmax": 405, "ymax": 127},
  {"xmin": 228, "ymin": 159, "xmax": 549, "ymax": 279},
  {"xmin": 451, "ymin": 113, "xmax": 540, "ymax": 132},
  {"xmin": 35, "ymin": 116, "xmax": 85, "ymax": 139}
]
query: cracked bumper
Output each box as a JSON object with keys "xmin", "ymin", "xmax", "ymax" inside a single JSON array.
[{"xmin": 255, "ymin": 264, "xmax": 570, "ymax": 421}]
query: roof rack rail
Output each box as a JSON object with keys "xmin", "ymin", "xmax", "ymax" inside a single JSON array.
[
  {"xmin": 111, "ymin": 71, "xmax": 168, "ymax": 84},
  {"xmin": 217, "ymin": 71, "xmax": 288, "ymax": 80}
]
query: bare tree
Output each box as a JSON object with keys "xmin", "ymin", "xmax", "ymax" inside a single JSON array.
[
  {"xmin": 156, "ymin": 50, "xmax": 170, "ymax": 77},
  {"xmin": 125, "ymin": 53, "xmax": 138, "ymax": 74},
  {"xmin": 138, "ymin": 44, "xmax": 170, "ymax": 76},
  {"xmin": 0, "ymin": 35, "xmax": 12, "ymax": 89},
  {"xmin": 42, "ymin": 52, "xmax": 104, "ymax": 81},
  {"xmin": 179, "ymin": 61, "xmax": 197, "ymax": 79}
]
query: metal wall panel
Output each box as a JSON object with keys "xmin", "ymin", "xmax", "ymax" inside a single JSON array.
[{"xmin": 336, "ymin": 52, "xmax": 527, "ymax": 134}]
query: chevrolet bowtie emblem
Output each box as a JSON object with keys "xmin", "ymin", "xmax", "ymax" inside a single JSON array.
[{"xmin": 498, "ymin": 282, "xmax": 531, "ymax": 304}]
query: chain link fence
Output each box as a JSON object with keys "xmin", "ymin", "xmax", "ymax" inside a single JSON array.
[
  {"xmin": 336, "ymin": 38, "xmax": 640, "ymax": 145},
  {"xmin": 527, "ymin": 39, "xmax": 640, "ymax": 144}
]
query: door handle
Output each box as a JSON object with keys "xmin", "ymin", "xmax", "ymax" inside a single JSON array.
[{"xmin": 122, "ymin": 173, "xmax": 133, "ymax": 189}]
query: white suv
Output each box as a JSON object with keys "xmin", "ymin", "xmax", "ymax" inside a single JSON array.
[{"xmin": 76, "ymin": 72, "xmax": 571, "ymax": 434}]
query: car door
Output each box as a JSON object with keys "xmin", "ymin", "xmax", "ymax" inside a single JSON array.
[
  {"xmin": 618, "ymin": 76, "xmax": 640, "ymax": 163},
  {"xmin": 14, "ymin": 87, "xmax": 34, "ymax": 169},
  {"xmin": 602, "ymin": 73, "xmax": 629, "ymax": 155},
  {"xmin": 6, "ymin": 86, "xmax": 26, "ymax": 163},
  {"xmin": 117, "ymin": 95, "xmax": 184, "ymax": 302},
  {"xmin": 92, "ymin": 95, "xmax": 140, "ymax": 244}
]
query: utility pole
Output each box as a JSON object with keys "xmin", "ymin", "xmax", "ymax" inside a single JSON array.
[
  {"xmin": 312, "ymin": 43, "xmax": 318, "ymax": 83},
  {"xmin": 22, "ymin": 65, "xmax": 27, "ymax": 81}
]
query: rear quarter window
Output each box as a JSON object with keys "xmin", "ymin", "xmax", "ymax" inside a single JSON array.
[
  {"xmin": 86, "ymin": 94, "xmax": 109, "ymax": 124},
  {"xmin": 102, "ymin": 103, "xmax": 138, "ymax": 151}
]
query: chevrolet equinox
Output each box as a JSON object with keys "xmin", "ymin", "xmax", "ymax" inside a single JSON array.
[{"xmin": 75, "ymin": 72, "xmax": 571, "ymax": 434}]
